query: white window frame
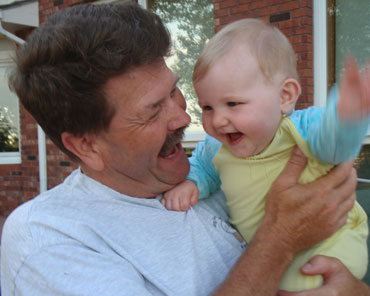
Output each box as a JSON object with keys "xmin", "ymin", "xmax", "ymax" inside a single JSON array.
[{"xmin": 0, "ymin": 50, "xmax": 21, "ymax": 164}]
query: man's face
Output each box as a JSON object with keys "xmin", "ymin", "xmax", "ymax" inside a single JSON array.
[{"xmin": 92, "ymin": 59, "xmax": 191, "ymax": 197}]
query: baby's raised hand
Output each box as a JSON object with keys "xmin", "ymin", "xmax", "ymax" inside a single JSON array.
[
  {"xmin": 337, "ymin": 56, "xmax": 370, "ymax": 120},
  {"xmin": 161, "ymin": 180, "xmax": 199, "ymax": 211}
]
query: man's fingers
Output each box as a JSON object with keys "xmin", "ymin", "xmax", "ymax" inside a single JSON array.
[
  {"xmin": 277, "ymin": 147, "xmax": 307, "ymax": 186},
  {"xmin": 300, "ymin": 255, "xmax": 341, "ymax": 277},
  {"xmin": 334, "ymin": 191, "xmax": 356, "ymax": 223},
  {"xmin": 315, "ymin": 162, "xmax": 355, "ymax": 192},
  {"xmin": 277, "ymin": 256, "xmax": 341, "ymax": 296}
]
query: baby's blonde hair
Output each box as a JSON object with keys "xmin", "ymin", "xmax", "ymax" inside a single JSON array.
[{"xmin": 193, "ymin": 18, "xmax": 298, "ymax": 83}]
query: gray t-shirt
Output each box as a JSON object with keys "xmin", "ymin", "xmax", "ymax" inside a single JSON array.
[{"xmin": 1, "ymin": 169, "xmax": 245, "ymax": 295}]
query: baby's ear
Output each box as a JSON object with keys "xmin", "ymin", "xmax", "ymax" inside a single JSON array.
[{"xmin": 280, "ymin": 78, "xmax": 301, "ymax": 114}]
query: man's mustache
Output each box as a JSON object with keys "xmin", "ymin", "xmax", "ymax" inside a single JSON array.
[{"xmin": 159, "ymin": 125, "xmax": 188, "ymax": 155}]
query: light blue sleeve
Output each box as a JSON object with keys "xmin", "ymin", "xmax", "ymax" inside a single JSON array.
[
  {"xmin": 187, "ymin": 135, "xmax": 222, "ymax": 199},
  {"xmin": 289, "ymin": 85, "xmax": 370, "ymax": 164}
]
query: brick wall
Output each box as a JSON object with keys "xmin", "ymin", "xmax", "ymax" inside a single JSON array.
[
  {"xmin": 213, "ymin": 0, "xmax": 314, "ymax": 109},
  {"xmin": 39, "ymin": 0, "xmax": 90, "ymax": 23}
]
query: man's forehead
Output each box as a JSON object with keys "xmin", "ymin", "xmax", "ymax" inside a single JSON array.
[{"xmin": 104, "ymin": 61, "xmax": 176, "ymax": 106}]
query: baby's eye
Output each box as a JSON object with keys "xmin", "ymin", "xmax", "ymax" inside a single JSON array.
[
  {"xmin": 202, "ymin": 105, "xmax": 213, "ymax": 111},
  {"xmin": 227, "ymin": 102, "xmax": 239, "ymax": 107}
]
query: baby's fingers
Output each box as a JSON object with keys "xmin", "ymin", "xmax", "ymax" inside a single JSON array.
[{"xmin": 179, "ymin": 196, "xmax": 191, "ymax": 211}]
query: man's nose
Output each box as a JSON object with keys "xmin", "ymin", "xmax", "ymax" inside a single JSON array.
[{"xmin": 168, "ymin": 92, "xmax": 191, "ymax": 131}]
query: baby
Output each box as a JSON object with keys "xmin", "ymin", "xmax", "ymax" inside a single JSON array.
[{"xmin": 161, "ymin": 18, "xmax": 369, "ymax": 291}]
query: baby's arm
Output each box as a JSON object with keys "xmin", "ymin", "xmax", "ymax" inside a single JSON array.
[
  {"xmin": 161, "ymin": 180, "xmax": 199, "ymax": 211},
  {"xmin": 337, "ymin": 57, "xmax": 370, "ymax": 121},
  {"xmin": 304, "ymin": 57, "xmax": 370, "ymax": 164}
]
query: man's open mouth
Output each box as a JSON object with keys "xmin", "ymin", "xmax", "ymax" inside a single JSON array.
[
  {"xmin": 159, "ymin": 143, "xmax": 180, "ymax": 159},
  {"xmin": 159, "ymin": 126, "xmax": 187, "ymax": 159}
]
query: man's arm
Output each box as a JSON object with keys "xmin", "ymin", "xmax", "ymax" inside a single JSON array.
[{"xmin": 213, "ymin": 147, "xmax": 359, "ymax": 296}]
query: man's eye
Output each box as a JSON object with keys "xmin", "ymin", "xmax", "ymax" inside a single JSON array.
[
  {"xmin": 227, "ymin": 102, "xmax": 239, "ymax": 107},
  {"xmin": 148, "ymin": 104, "xmax": 162, "ymax": 120},
  {"xmin": 170, "ymin": 86, "xmax": 178, "ymax": 97}
]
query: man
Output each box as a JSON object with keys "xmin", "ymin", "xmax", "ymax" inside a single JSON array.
[{"xmin": 1, "ymin": 3, "xmax": 369, "ymax": 295}]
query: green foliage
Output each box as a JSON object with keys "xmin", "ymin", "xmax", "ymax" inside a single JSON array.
[
  {"xmin": 0, "ymin": 107, "xmax": 19, "ymax": 152},
  {"xmin": 152, "ymin": 0, "xmax": 214, "ymax": 125}
]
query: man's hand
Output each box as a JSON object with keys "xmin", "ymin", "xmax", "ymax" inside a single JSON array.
[
  {"xmin": 262, "ymin": 147, "xmax": 357, "ymax": 254},
  {"xmin": 277, "ymin": 256, "xmax": 370, "ymax": 296}
]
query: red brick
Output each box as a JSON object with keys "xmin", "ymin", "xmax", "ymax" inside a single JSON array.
[
  {"xmin": 220, "ymin": 0, "xmax": 237, "ymax": 9},
  {"xmin": 279, "ymin": 1, "xmax": 301, "ymax": 12},
  {"xmin": 259, "ymin": 6, "xmax": 279, "ymax": 16},
  {"xmin": 220, "ymin": 14, "xmax": 243, "ymax": 25},
  {"xmin": 278, "ymin": 19, "xmax": 301, "ymax": 29},
  {"xmin": 291, "ymin": 7, "xmax": 312, "ymax": 18},
  {"xmin": 215, "ymin": 8, "xmax": 229, "ymax": 17},
  {"xmin": 231, "ymin": 4, "xmax": 249, "ymax": 14},
  {"xmin": 270, "ymin": 0, "xmax": 291, "ymax": 4},
  {"xmin": 293, "ymin": 43, "xmax": 311, "ymax": 53},
  {"xmin": 293, "ymin": 25, "xmax": 312, "ymax": 35},
  {"xmin": 301, "ymin": 0, "xmax": 313, "ymax": 8},
  {"xmin": 300, "ymin": 69, "xmax": 313, "ymax": 77},
  {"xmin": 248, "ymin": 0, "xmax": 268, "ymax": 10}
]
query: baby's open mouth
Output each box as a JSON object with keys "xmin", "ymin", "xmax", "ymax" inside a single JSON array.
[{"xmin": 227, "ymin": 132, "xmax": 243, "ymax": 144}]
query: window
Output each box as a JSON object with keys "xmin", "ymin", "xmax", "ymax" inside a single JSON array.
[
  {"xmin": 0, "ymin": 49, "xmax": 20, "ymax": 164},
  {"xmin": 148, "ymin": 0, "xmax": 214, "ymax": 148},
  {"xmin": 314, "ymin": 0, "xmax": 370, "ymax": 283},
  {"xmin": 329, "ymin": 0, "xmax": 370, "ymax": 182}
]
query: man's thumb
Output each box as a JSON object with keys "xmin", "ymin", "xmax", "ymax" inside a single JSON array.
[{"xmin": 279, "ymin": 147, "xmax": 307, "ymax": 185}]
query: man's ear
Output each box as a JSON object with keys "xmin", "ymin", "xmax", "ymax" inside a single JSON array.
[
  {"xmin": 61, "ymin": 132, "xmax": 105, "ymax": 171},
  {"xmin": 280, "ymin": 78, "xmax": 301, "ymax": 114}
]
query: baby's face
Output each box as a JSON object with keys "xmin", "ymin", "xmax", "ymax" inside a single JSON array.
[{"xmin": 195, "ymin": 45, "xmax": 283, "ymax": 158}]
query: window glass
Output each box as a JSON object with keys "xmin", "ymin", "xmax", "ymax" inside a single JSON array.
[
  {"xmin": 151, "ymin": 0, "xmax": 214, "ymax": 134},
  {"xmin": 334, "ymin": 0, "xmax": 370, "ymax": 180},
  {"xmin": 334, "ymin": 0, "xmax": 370, "ymax": 81},
  {"xmin": 0, "ymin": 62, "xmax": 20, "ymax": 154},
  {"xmin": 334, "ymin": 0, "xmax": 370, "ymax": 284}
]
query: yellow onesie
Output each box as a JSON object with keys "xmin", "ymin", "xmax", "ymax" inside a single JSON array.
[{"xmin": 213, "ymin": 116, "xmax": 368, "ymax": 291}]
